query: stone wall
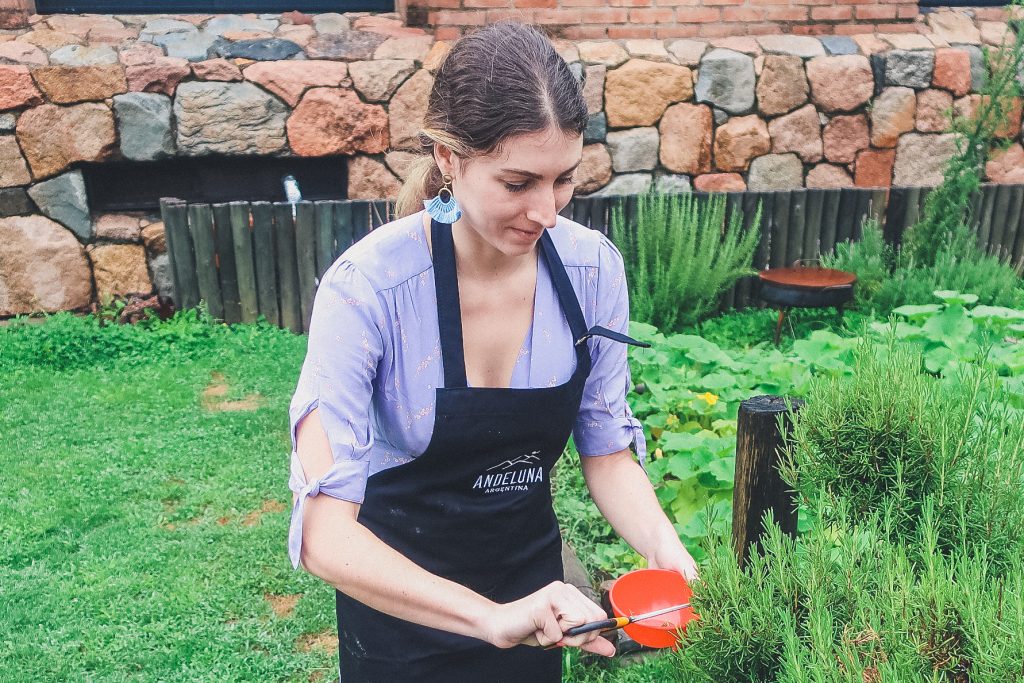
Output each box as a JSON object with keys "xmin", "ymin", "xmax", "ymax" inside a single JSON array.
[{"xmin": 0, "ymin": 8, "xmax": 1022, "ymax": 317}]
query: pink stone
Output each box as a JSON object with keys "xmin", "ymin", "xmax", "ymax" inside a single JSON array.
[
  {"xmin": 87, "ymin": 26, "xmax": 139, "ymax": 44},
  {"xmin": 605, "ymin": 59, "xmax": 693, "ymax": 127},
  {"xmin": 916, "ymin": 89, "xmax": 953, "ymax": 133},
  {"xmin": 0, "ymin": 65, "xmax": 43, "ymax": 110},
  {"xmin": 125, "ymin": 56, "xmax": 190, "ymax": 96},
  {"xmin": 281, "ymin": 10, "xmax": 315, "ymax": 25},
  {"xmin": 806, "ymin": 163, "xmax": 853, "ymax": 188},
  {"xmin": 0, "ymin": 215, "xmax": 92, "ymax": 316},
  {"xmin": 352, "ymin": 15, "xmax": 427, "ymax": 38},
  {"xmin": 88, "ymin": 244, "xmax": 152, "ymax": 298},
  {"xmin": 389, "ymin": 69, "xmax": 433, "ymax": 151},
  {"xmin": 0, "ymin": 41, "xmax": 48, "ymax": 66},
  {"xmin": 823, "ymin": 114, "xmax": 869, "ymax": 164},
  {"xmin": 693, "ymin": 173, "xmax": 746, "ymax": 192},
  {"xmin": 347, "ymin": 156, "xmax": 402, "ymax": 199},
  {"xmin": 985, "ymin": 143, "xmax": 1024, "ymax": 184},
  {"xmin": 659, "ymin": 103, "xmax": 712, "ymax": 175},
  {"xmin": 854, "ymin": 148, "xmax": 895, "ymax": 187},
  {"xmin": 769, "ymin": 104, "xmax": 823, "ymax": 163},
  {"xmin": 757, "ymin": 55, "xmax": 808, "ymax": 117},
  {"xmin": 15, "ymin": 102, "xmax": 116, "ymax": 178},
  {"xmin": 287, "ymin": 88, "xmax": 389, "ymax": 157},
  {"xmin": 806, "ymin": 55, "xmax": 874, "ymax": 113},
  {"xmin": 31, "ymin": 65, "xmax": 127, "ymax": 104},
  {"xmin": 276, "ymin": 24, "xmax": 316, "ymax": 48},
  {"xmin": 0, "ymin": 135, "xmax": 31, "ymax": 187},
  {"xmin": 94, "ymin": 214, "xmax": 142, "ymax": 241},
  {"xmin": 577, "ymin": 144, "xmax": 612, "ymax": 194},
  {"xmin": 713, "ymin": 114, "xmax": 770, "ymax": 172},
  {"xmin": 244, "ymin": 60, "xmax": 348, "ymax": 107},
  {"xmin": 118, "ymin": 43, "xmax": 164, "ymax": 67},
  {"xmin": 191, "ymin": 58, "xmax": 243, "ymax": 82},
  {"xmin": 46, "ymin": 14, "xmax": 124, "ymax": 38},
  {"xmin": 870, "ymin": 87, "xmax": 916, "ymax": 148},
  {"xmin": 953, "ymin": 94, "xmax": 981, "ymax": 121},
  {"xmin": 994, "ymin": 96, "xmax": 1022, "ymax": 139},
  {"xmin": 932, "ymin": 48, "xmax": 972, "ymax": 97}
]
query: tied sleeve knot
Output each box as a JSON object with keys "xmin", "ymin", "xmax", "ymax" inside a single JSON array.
[
  {"xmin": 288, "ymin": 451, "xmax": 369, "ymax": 570},
  {"xmin": 627, "ymin": 412, "xmax": 648, "ymax": 469}
]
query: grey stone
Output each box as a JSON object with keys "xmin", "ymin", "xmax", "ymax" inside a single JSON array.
[
  {"xmin": 174, "ymin": 81, "xmax": 288, "ymax": 155},
  {"xmin": 0, "ymin": 187, "xmax": 33, "ymax": 217},
  {"xmin": 870, "ymin": 54, "xmax": 887, "ymax": 97},
  {"xmin": 584, "ymin": 112, "xmax": 606, "ymax": 143},
  {"xmin": 820, "ymin": 36, "xmax": 858, "ymax": 56},
  {"xmin": 569, "ymin": 62, "xmax": 583, "ymax": 85},
  {"xmin": 140, "ymin": 18, "xmax": 196, "ymax": 37},
  {"xmin": 149, "ymin": 252, "xmax": 175, "ymax": 300},
  {"xmin": 885, "ymin": 50, "xmax": 935, "ymax": 89},
  {"xmin": 607, "ymin": 127, "xmax": 659, "ymax": 172},
  {"xmin": 27, "ymin": 171, "xmax": 92, "ymax": 240},
  {"xmin": 714, "ymin": 108, "xmax": 728, "ymax": 125},
  {"xmin": 113, "ymin": 93, "xmax": 175, "ymax": 161},
  {"xmin": 306, "ymin": 31, "xmax": 388, "ymax": 61},
  {"xmin": 953, "ymin": 44, "xmax": 986, "ymax": 91},
  {"xmin": 592, "ymin": 173, "xmax": 653, "ymax": 196},
  {"xmin": 655, "ymin": 173, "xmax": 692, "ymax": 194},
  {"xmin": 154, "ymin": 30, "xmax": 219, "ymax": 61},
  {"xmin": 49, "ymin": 44, "xmax": 118, "ymax": 66},
  {"xmin": 695, "ymin": 49, "xmax": 755, "ymax": 115},
  {"xmin": 214, "ymin": 38, "xmax": 302, "ymax": 61},
  {"xmin": 204, "ymin": 15, "xmax": 278, "ymax": 36},
  {"xmin": 747, "ymin": 153, "xmax": 803, "ymax": 190},
  {"xmin": 0, "ymin": 114, "xmax": 15, "ymax": 134},
  {"xmin": 893, "ymin": 133, "xmax": 958, "ymax": 186},
  {"xmin": 312, "ymin": 13, "xmax": 351, "ymax": 34}
]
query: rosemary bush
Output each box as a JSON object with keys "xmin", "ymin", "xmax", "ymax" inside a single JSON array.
[{"xmin": 611, "ymin": 191, "xmax": 761, "ymax": 332}]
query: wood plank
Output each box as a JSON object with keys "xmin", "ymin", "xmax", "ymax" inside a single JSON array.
[
  {"xmin": 187, "ymin": 203, "xmax": 224, "ymax": 321},
  {"xmin": 212, "ymin": 203, "xmax": 241, "ymax": 324},
  {"xmin": 229, "ymin": 202, "xmax": 259, "ymax": 324},
  {"xmin": 370, "ymin": 200, "xmax": 389, "ymax": 230},
  {"xmin": 159, "ymin": 198, "xmax": 200, "ymax": 311},
  {"xmin": 903, "ymin": 186, "xmax": 922, "ymax": 240},
  {"xmin": 314, "ymin": 201, "xmax": 335, "ymax": 280},
  {"xmin": 720, "ymin": 192, "xmax": 746, "ymax": 310},
  {"xmin": 802, "ymin": 189, "xmax": 824, "ymax": 261},
  {"xmin": 851, "ymin": 189, "xmax": 872, "ymax": 242},
  {"xmin": 1007, "ymin": 185, "xmax": 1024, "ymax": 266},
  {"xmin": 869, "ymin": 188, "xmax": 888, "ymax": 228},
  {"xmin": 588, "ymin": 196, "xmax": 608, "ymax": 236},
  {"xmin": 332, "ymin": 200, "xmax": 354, "ymax": 256},
  {"xmin": 976, "ymin": 183, "xmax": 997, "ymax": 252},
  {"xmin": 295, "ymin": 200, "xmax": 318, "ymax": 332},
  {"xmin": 835, "ymin": 188, "xmax": 858, "ymax": 245},
  {"xmin": 273, "ymin": 202, "xmax": 302, "ymax": 334},
  {"xmin": 770, "ymin": 190, "xmax": 791, "ymax": 269},
  {"xmin": 988, "ymin": 184, "xmax": 1013, "ymax": 259},
  {"xmin": 819, "ymin": 189, "xmax": 841, "ymax": 257},
  {"xmin": 250, "ymin": 201, "xmax": 280, "ymax": 327},
  {"xmin": 787, "ymin": 189, "xmax": 807, "ymax": 266},
  {"xmin": 352, "ymin": 200, "xmax": 371, "ymax": 243},
  {"xmin": 572, "ymin": 197, "xmax": 590, "ymax": 226},
  {"xmin": 735, "ymin": 192, "xmax": 763, "ymax": 308},
  {"xmin": 967, "ymin": 186, "xmax": 984, "ymax": 236}
]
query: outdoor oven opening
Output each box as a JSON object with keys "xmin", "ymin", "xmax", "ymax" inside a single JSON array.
[{"xmin": 82, "ymin": 155, "xmax": 349, "ymax": 213}]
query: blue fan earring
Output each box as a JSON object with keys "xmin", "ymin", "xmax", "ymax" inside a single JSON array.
[{"xmin": 423, "ymin": 174, "xmax": 462, "ymax": 224}]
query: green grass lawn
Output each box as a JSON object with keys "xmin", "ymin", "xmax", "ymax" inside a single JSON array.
[{"xmin": 0, "ymin": 314, "xmax": 674, "ymax": 682}]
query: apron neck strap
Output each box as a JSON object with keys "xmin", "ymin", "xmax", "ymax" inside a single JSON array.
[{"xmin": 432, "ymin": 218, "xmax": 590, "ymax": 389}]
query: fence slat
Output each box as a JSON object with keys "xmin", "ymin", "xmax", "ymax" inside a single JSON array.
[
  {"xmin": 370, "ymin": 200, "xmax": 389, "ymax": 230},
  {"xmin": 803, "ymin": 189, "xmax": 823, "ymax": 261},
  {"xmin": 869, "ymin": 188, "xmax": 888, "ymax": 229},
  {"xmin": 884, "ymin": 187, "xmax": 909, "ymax": 246},
  {"xmin": 572, "ymin": 197, "xmax": 590, "ymax": 226},
  {"xmin": 819, "ymin": 189, "xmax": 841, "ymax": 257},
  {"xmin": 787, "ymin": 189, "xmax": 807, "ymax": 266},
  {"xmin": 835, "ymin": 188, "xmax": 858, "ymax": 245},
  {"xmin": 903, "ymin": 186, "xmax": 922, "ymax": 240},
  {"xmin": 770, "ymin": 191, "xmax": 791, "ymax": 269},
  {"xmin": 314, "ymin": 201, "xmax": 335, "ymax": 280},
  {"xmin": 273, "ymin": 203, "xmax": 302, "ymax": 334},
  {"xmin": 295, "ymin": 201, "xmax": 318, "ymax": 332},
  {"xmin": 187, "ymin": 203, "xmax": 224, "ymax": 320},
  {"xmin": 1008, "ymin": 186, "xmax": 1024, "ymax": 266},
  {"xmin": 588, "ymin": 196, "xmax": 608, "ymax": 235},
  {"xmin": 251, "ymin": 201, "xmax": 280, "ymax": 327},
  {"xmin": 229, "ymin": 202, "xmax": 259, "ymax": 323},
  {"xmin": 332, "ymin": 200, "xmax": 354, "ymax": 256},
  {"xmin": 989, "ymin": 184, "xmax": 1013, "ymax": 258},
  {"xmin": 352, "ymin": 201, "xmax": 371, "ymax": 243},
  {"xmin": 735, "ymin": 192, "xmax": 764, "ymax": 308},
  {"xmin": 159, "ymin": 198, "xmax": 200, "ymax": 310},
  {"xmin": 968, "ymin": 187, "xmax": 984, "ymax": 235},
  {"xmin": 212, "ymin": 203, "xmax": 241, "ymax": 324},
  {"xmin": 978, "ymin": 183, "xmax": 998, "ymax": 252}
]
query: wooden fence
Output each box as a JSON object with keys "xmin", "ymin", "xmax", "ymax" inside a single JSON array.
[{"xmin": 160, "ymin": 183, "xmax": 1024, "ymax": 333}]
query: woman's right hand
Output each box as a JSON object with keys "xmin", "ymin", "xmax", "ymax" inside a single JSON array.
[{"xmin": 483, "ymin": 581, "xmax": 616, "ymax": 656}]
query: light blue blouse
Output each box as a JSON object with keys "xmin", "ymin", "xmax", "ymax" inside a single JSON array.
[{"xmin": 287, "ymin": 210, "xmax": 646, "ymax": 568}]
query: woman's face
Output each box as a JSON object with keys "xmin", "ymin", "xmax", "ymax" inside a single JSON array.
[{"xmin": 443, "ymin": 127, "xmax": 584, "ymax": 258}]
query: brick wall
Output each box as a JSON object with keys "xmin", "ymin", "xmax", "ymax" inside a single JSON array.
[{"xmin": 404, "ymin": 1, "xmax": 1019, "ymax": 40}]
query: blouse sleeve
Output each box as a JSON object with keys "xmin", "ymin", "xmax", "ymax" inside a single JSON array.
[
  {"xmin": 287, "ymin": 259, "xmax": 385, "ymax": 569},
  {"xmin": 572, "ymin": 238, "xmax": 648, "ymax": 465}
]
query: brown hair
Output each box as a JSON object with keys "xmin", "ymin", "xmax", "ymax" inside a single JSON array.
[{"xmin": 394, "ymin": 21, "xmax": 588, "ymax": 217}]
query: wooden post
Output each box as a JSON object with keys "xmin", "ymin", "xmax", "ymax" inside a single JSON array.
[{"xmin": 732, "ymin": 395, "xmax": 803, "ymax": 568}]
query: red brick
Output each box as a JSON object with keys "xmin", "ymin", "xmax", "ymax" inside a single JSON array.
[
  {"xmin": 562, "ymin": 25, "xmax": 608, "ymax": 38},
  {"xmin": 748, "ymin": 0, "xmax": 791, "ymax": 5},
  {"xmin": 512, "ymin": 0, "xmax": 556, "ymax": 8},
  {"xmin": 608, "ymin": 25, "xmax": 656, "ymax": 38},
  {"xmin": 875, "ymin": 22, "xmax": 919, "ymax": 32},
  {"xmin": 532, "ymin": 8, "xmax": 582, "ymax": 22},
  {"xmin": 486, "ymin": 8, "xmax": 533, "ymax": 21},
  {"xmin": 748, "ymin": 23, "xmax": 785, "ymax": 34},
  {"xmin": 723, "ymin": 6, "xmax": 766, "ymax": 21},
  {"xmin": 702, "ymin": 0, "xmax": 746, "ymax": 6},
  {"xmin": 581, "ymin": 7, "xmax": 628, "ymax": 22},
  {"xmin": 699, "ymin": 22, "xmax": 749, "ymax": 36},
  {"xmin": 608, "ymin": 0, "xmax": 652, "ymax": 6},
  {"xmin": 793, "ymin": 23, "xmax": 834, "ymax": 34},
  {"xmin": 833, "ymin": 22, "xmax": 878, "ymax": 34},
  {"xmin": 765, "ymin": 6, "xmax": 808, "ymax": 20},
  {"xmin": 896, "ymin": 4, "xmax": 918, "ymax": 18},
  {"xmin": 655, "ymin": 24, "xmax": 702, "ymax": 38},
  {"xmin": 676, "ymin": 6, "xmax": 722, "ymax": 22},
  {"xmin": 855, "ymin": 4, "xmax": 897, "ymax": 20},
  {"xmin": 792, "ymin": 0, "xmax": 836, "ymax": 6},
  {"xmin": 630, "ymin": 7, "xmax": 675, "ymax": 22},
  {"xmin": 465, "ymin": 0, "xmax": 509, "ymax": 7},
  {"xmin": 433, "ymin": 26, "xmax": 462, "ymax": 40},
  {"xmin": 428, "ymin": 10, "xmax": 487, "ymax": 24},
  {"xmin": 560, "ymin": 0, "xmax": 607, "ymax": 7},
  {"xmin": 974, "ymin": 7, "xmax": 1009, "ymax": 21},
  {"xmin": 854, "ymin": 148, "xmax": 895, "ymax": 187},
  {"xmin": 812, "ymin": 6, "xmax": 852, "ymax": 20}
]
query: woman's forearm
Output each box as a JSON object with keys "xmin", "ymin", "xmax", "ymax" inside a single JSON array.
[
  {"xmin": 301, "ymin": 495, "xmax": 496, "ymax": 642},
  {"xmin": 579, "ymin": 448, "xmax": 679, "ymax": 559}
]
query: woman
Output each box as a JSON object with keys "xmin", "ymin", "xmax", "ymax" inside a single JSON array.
[{"xmin": 288, "ymin": 21, "xmax": 697, "ymax": 681}]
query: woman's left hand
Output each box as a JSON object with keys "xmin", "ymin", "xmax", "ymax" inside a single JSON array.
[{"xmin": 646, "ymin": 538, "xmax": 699, "ymax": 583}]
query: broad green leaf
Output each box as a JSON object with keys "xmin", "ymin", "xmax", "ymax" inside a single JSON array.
[
  {"xmin": 893, "ymin": 304, "xmax": 943, "ymax": 319},
  {"xmin": 922, "ymin": 306, "xmax": 974, "ymax": 345},
  {"xmin": 933, "ymin": 290, "xmax": 978, "ymax": 306}
]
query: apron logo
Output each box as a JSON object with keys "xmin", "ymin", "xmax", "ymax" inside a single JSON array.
[{"xmin": 472, "ymin": 451, "xmax": 544, "ymax": 494}]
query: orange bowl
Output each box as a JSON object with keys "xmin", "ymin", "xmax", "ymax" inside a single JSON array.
[{"xmin": 608, "ymin": 569, "xmax": 695, "ymax": 649}]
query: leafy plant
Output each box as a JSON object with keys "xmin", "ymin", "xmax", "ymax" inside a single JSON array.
[{"xmin": 611, "ymin": 191, "xmax": 761, "ymax": 332}]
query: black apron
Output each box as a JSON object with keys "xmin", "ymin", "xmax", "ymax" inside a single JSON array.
[{"xmin": 335, "ymin": 218, "xmax": 647, "ymax": 682}]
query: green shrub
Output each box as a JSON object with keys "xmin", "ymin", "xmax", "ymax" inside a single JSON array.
[
  {"xmin": 821, "ymin": 219, "xmax": 893, "ymax": 311},
  {"xmin": 611, "ymin": 191, "xmax": 761, "ymax": 332}
]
